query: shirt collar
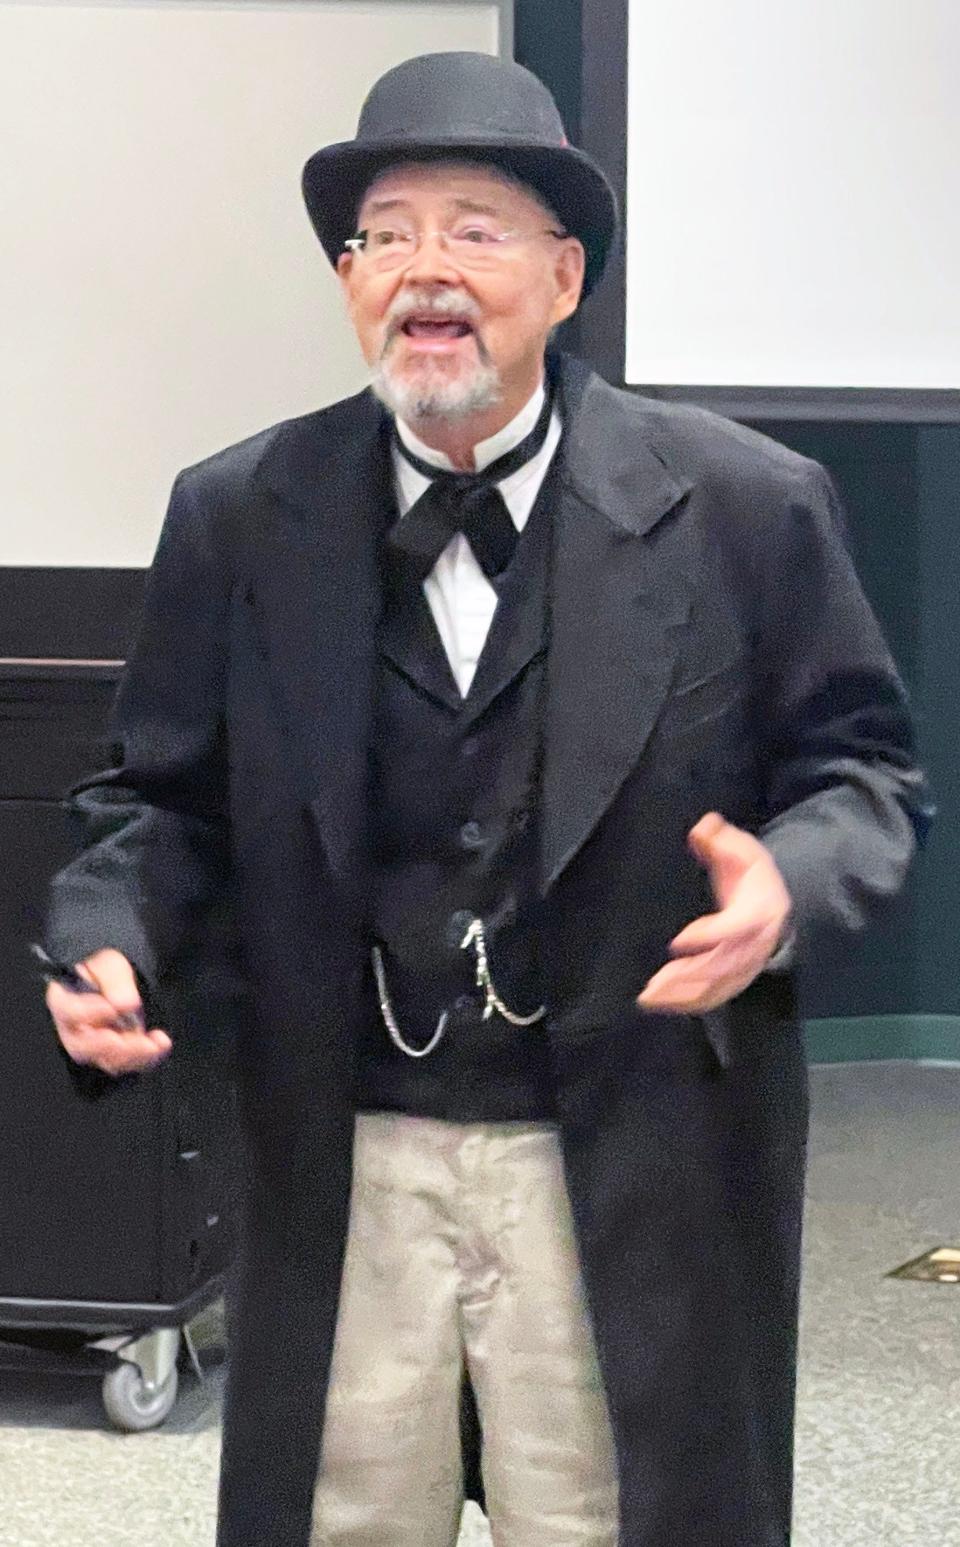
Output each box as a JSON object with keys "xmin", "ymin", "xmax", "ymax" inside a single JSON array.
[{"xmin": 393, "ymin": 379, "xmax": 547, "ymax": 475}]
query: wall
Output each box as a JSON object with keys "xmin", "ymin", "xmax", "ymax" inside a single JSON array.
[{"xmin": 754, "ymin": 421, "xmax": 960, "ymax": 1032}]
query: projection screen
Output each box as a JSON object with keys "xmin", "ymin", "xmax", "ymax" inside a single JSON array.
[{"xmin": 581, "ymin": 0, "xmax": 960, "ymax": 419}]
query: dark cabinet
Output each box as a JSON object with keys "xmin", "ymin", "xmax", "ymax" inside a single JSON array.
[{"xmin": 0, "ymin": 662, "xmax": 236, "ymax": 1333}]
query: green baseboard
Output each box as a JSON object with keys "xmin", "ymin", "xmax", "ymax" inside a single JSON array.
[{"xmin": 804, "ymin": 1015, "xmax": 960, "ymax": 1064}]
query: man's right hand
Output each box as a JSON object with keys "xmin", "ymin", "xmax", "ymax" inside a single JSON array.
[{"xmin": 45, "ymin": 948, "xmax": 172, "ymax": 1077}]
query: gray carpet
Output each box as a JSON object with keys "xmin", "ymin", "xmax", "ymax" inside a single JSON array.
[
  {"xmin": 793, "ymin": 1062, "xmax": 960, "ymax": 1546},
  {"xmin": 1, "ymin": 1062, "xmax": 958, "ymax": 1547}
]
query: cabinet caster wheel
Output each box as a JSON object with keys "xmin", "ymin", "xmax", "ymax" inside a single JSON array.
[{"xmin": 102, "ymin": 1360, "xmax": 179, "ymax": 1431}]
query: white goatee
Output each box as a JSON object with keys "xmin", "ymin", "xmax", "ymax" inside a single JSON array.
[
  {"xmin": 370, "ymin": 286, "xmax": 503, "ymax": 422},
  {"xmin": 371, "ymin": 359, "xmax": 502, "ymax": 422}
]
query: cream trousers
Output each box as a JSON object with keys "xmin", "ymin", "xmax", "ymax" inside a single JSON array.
[{"xmin": 310, "ymin": 1113, "xmax": 619, "ymax": 1546}]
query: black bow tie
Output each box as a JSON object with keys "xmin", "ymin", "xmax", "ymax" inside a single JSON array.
[{"xmin": 388, "ymin": 387, "xmax": 554, "ymax": 584}]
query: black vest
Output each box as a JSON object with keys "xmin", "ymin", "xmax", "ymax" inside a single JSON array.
[{"xmin": 355, "ymin": 455, "xmax": 562, "ymax": 1122}]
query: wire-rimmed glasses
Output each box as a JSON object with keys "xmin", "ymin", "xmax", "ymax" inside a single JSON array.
[{"xmin": 343, "ymin": 223, "xmax": 569, "ymax": 273}]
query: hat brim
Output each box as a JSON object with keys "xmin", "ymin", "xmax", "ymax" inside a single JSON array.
[{"xmin": 302, "ymin": 137, "xmax": 618, "ymax": 298}]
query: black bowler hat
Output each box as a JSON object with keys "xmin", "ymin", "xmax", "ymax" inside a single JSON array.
[{"xmin": 302, "ymin": 51, "xmax": 618, "ymax": 297}]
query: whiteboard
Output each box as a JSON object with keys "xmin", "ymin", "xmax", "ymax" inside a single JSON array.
[
  {"xmin": 624, "ymin": 0, "xmax": 960, "ymax": 394},
  {"xmin": 0, "ymin": 1, "xmax": 500, "ymax": 567}
]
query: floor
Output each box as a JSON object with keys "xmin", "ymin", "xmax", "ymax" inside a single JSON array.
[{"xmin": 1, "ymin": 1062, "xmax": 958, "ymax": 1547}]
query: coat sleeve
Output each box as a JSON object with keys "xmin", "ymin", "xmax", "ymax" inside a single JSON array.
[
  {"xmin": 45, "ymin": 467, "xmax": 232, "ymax": 1002},
  {"xmin": 755, "ymin": 460, "xmax": 932, "ymax": 966}
]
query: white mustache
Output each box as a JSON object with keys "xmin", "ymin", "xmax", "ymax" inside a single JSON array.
[{"xmin": 384, "ymin": 288, "xmax": 482, "ymax": 341}]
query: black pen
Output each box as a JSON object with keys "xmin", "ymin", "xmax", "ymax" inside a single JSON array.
[
  {"xmin": 31, "ymin": 943, "xmax": 97, "ymax": 993},
  {"xmin": 31, "ymin": 943, "xmax": 145, "ymax": 1029}
]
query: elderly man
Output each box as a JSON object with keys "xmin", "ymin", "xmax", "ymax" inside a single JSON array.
[{"xmin": 44, "ymin": 51, "xmax": 925, "ymax": 1547}]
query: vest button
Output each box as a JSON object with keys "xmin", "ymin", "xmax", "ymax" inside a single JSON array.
[
  {"xmin": 461, "ymin": 737, "xmax": 480, "ymax": 759},
  {"xmin": 446, "ymin": 909, "xmax": 475, "ymax": 947},
  {"xmin": 459, "ymin": 820, "xmax": 484, "ymax": 851}
]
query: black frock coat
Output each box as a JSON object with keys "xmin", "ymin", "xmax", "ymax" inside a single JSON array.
[{"xmin": 46, "ymin": 352, "xmax": 927, "ymax": 1547}]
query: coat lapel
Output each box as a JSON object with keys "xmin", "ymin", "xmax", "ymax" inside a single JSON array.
[
  {"xmin": 378, "ymin": 584, "xmax": 464, "ymax": 711},
  {"xmin": 541, "ymin": 359, "xmax": 694, "ymax": 893},
  {"xmin": 243, "ymin": 391, "xmax": 391, "ymax": 884},
  {"xmin": 461, "ymin": 480, "xmax": 553, "ymax": 726}
]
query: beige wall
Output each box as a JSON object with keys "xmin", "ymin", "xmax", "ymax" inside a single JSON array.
[{"xmin": 0, "ymin": 1, "xmax": 502, "ymax": 567}]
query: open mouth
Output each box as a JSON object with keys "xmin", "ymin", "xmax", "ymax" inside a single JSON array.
[{"xmin": 400, "ymin": 317, "xmax": 475, "ymax": 340}]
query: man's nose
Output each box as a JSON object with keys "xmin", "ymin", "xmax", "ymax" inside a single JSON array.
[{"xmin": 402, "ymin": 230, "xmax": 463, "ymax": 283}]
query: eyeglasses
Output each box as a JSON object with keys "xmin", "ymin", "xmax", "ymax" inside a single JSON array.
[{"xmin": 343, "ymin": 224, "xmax": 569, "ymax": 273}]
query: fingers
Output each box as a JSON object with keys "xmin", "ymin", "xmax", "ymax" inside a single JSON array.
[
  {"xmin": 82, "ymin": 948, "xmax": 146, "ymax": 1023},
  {"xmin": 688, "ymin": 811, "xmax": 763, "ymax": 861},
  {"xmin": 45, "ymin": 950, "xmax": 172, "ymax": 1077},
  {"xmin": 637, "ymin": 923, "xmax": 781, "ymax": 1015},
  {"xmin": 59, "ymin": 1023, "xmax": 172, "ymax": 1077},
  {"xmin": 668, "ymin": 902, "xmax": 758, "ymax": 956},
  {"xmin": 687, "ymin": 811, "xmax": 726, "ymax": 851},
  {"xmin": 667, "ymin": 859, "xmax": 790, "ymax": 957},
  {"xmin": 45, "ymin": 979, "xmax": 132, "ymax": 1031},
  {"xmin": 638, "ymin": 952, "xmax": 754, "ymax": 1014},
  {"xmin": 689, "ymin": 819, "xmax": 758, "ymax": 910},
  {"xmin": 638, "ymin": 817, "xmax": 794, "ymax": 1016}
]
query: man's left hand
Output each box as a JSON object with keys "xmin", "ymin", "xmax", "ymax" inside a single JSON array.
[{"xmin": 637, "ymin": 812, "xmax": 792, "ymax": 1015}]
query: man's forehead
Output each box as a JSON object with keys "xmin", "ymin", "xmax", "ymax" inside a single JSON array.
[{"xmin": 358, "ymin": 160, "xmax": 548, "ymax": 217}]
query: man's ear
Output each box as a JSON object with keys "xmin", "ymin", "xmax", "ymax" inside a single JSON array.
[
  {"xmin": 550, "ymin": 238, "xmax": 586, "ymax": 327},
  {"xmin": 336, "ymin": 251, "xmax": 357, "ymax": 314}
]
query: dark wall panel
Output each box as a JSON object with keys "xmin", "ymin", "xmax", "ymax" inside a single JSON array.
[
  {"xmin": 0, "ymin": 568, "xmax": 145, "ymax": 660},
  {"xmin": 916, "ymin": 426, "xmax": 960, "ymax": 1014},
  {"xmin": 750, "ymin": 423, "xmax": 925, "ymax": 1017}
]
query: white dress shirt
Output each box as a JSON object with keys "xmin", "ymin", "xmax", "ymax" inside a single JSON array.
[{"xmin": 392, "ymin": 382, "xmax": 563, "ymax": 696}]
